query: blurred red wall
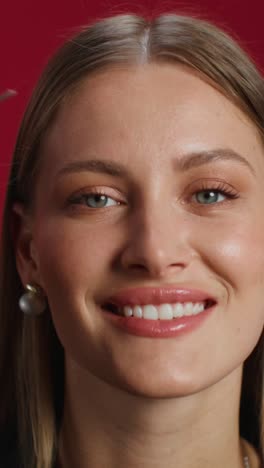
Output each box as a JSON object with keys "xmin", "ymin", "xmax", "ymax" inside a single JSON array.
[{"xmin": 1, "ymin": 0, "xmax": 264, "ymax": 221}]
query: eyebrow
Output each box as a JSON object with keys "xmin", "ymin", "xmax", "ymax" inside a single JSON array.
[
  {"xmin": 174, "ymin": 148, "xmax": 255, "ymax": 174},
  {"xmin": 56, "ymin": 147, "xmax": 255, "ymax": 179}
]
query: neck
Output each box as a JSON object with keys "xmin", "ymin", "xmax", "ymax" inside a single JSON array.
[{"xmin": 58, "ymin": 358, "xmax": 247, "ymax": 468}]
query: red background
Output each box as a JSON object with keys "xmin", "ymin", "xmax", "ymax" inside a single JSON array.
[{"xmin": 1, "ymin": 0, "xmax": 264, "ymax": 221}]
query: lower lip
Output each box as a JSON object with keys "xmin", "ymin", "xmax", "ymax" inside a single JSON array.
[{"xmin": 101, "ymin": 305, "xmax": 215, "ymax": 338}]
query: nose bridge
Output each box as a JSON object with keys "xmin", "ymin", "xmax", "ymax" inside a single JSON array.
[
  {"xmin": 120, "ymin": 192, "xmax": 193, "ymax": 276},
  {"xmin": 139, "ymin": 198, "xmax": 184, "ymax": 245}
]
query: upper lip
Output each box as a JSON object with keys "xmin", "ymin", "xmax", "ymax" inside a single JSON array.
[{"xmin": 103, "ymin": 286, "xmax": 217, "ymax": 307}]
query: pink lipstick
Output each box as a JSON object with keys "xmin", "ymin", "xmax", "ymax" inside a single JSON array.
[{"xmin": 101, "ymin": 286, "xmax": 216, "ymax": 338}]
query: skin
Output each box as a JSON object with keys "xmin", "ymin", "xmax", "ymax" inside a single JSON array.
[{"xmin": 14, "ymin": 63, "xmax": 264, "ymax": 467}]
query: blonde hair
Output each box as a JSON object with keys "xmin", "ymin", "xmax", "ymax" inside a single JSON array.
[{"xmin": 1, "ymin": 12, "xmax": 264, "ymax": 468}]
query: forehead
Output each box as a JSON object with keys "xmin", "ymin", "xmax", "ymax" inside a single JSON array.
[{"xmin": 41, "ymin": 63, "xmax": 264, "ymax": 176}]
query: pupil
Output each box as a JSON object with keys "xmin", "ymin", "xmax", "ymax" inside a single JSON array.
[
  {"xmin": 198, "ymin": 191, "xmax": 217, "ymax": 204},
  {"xmin": 89, "ymin": 194, "xmax": 107, "ymax": 207}
]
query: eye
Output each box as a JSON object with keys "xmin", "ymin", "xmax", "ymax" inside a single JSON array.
[
  {"xmin": 70, "ymin": 191, "xmax": 121, "ymax": 209},
  {"xmin": 193, "ymin": 190, "xmax": 226, "ymax": 204},
  {"xmin": 188, "ymin": 180, "xmax": 239, "ymax": 206}
]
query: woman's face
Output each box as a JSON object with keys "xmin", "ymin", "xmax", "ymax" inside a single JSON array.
[{"xmin": 22, "ymin": 63, "xmax": 264, "ymax": 396}]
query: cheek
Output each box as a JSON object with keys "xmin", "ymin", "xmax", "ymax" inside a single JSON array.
[
  {"xmin": 196, "ymin": 214, "xmax": 264, "ymax": 290},
  {"xmin": 215, "ymin": 235, "xmax": 264, "ymax": 284},
  {"xmin": 34, "ymin": 218, "xmax": 118, "ymax": 298},
  {"xmin": 200, "ymin": 218, "xmax": 264, "ymax": 344},
  {"xmin": 33, "ymin": 219, "xmax": 119, "ymax": 356}
]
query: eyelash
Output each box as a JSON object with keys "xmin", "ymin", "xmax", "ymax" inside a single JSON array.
[
  {"xmin": 68, "ymin": 181, "xmax": 239, "ymax": 210},
  {"xmin": 189, "ymin": 180, "xmax": 239, "ymax": 205},
  {"xmin": 69, "ymin": 188, "xmax": 122, "ymax": 209}
]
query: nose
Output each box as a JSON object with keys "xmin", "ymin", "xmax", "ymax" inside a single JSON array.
[{"xmin": 119, "ymin": 205, "xmax": 194, "ymax": 279}]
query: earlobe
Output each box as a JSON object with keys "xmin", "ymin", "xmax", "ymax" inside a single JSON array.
[{"xmin": 11, "ymin": 202, "xmax": 41, "ymax": 287}]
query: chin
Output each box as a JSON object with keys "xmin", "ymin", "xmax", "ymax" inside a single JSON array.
[{"xmin": 101, "ymin": 372, "xmax": 209, "ymax": 399}]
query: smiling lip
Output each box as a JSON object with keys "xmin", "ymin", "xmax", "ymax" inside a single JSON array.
[
  {"xmin": 101, "ymin": 286, "xmax": 217, "ymax": 338},
  {"xmin": 104, "ymin": 286, "xmax": 216, "ymax": 307},
  {"xmin": 102, "ymin": 304, "xmax": 215, "ymax": 338}
]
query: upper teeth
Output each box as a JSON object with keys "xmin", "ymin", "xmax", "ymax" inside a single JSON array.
[{"xmin": 120, "ymin": 302, "xmax": 205, "ymax": 320}]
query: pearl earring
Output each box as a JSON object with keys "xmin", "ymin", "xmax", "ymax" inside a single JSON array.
[{"xmin": 18, "ymin": 284, "xmax": 47, "ymax": 315}]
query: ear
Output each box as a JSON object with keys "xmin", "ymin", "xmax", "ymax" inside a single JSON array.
[{"xmin": 11, "ymin": 202, "xmax": 43, "ymax": 288}]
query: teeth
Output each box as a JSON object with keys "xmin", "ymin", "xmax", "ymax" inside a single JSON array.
[
  {"xmin": 174, "ymin": 303, "xmax": 184, "ymax": 317},
  {"xmin": 120, "ymin": 302, "xmax": 206, "ymax": 319},
  {"xmin": 124, "ymin": 306, "xmax": 133, "ymax": 317},
  {"xmin": 134, "ymin": 306, "xmax": 143, "ymax": 318},
  {"xmin": 143, "ymin": 305, "xmax": 158, "ymax": 320},
  {"xmin": 159, "ymin": 303, "xmax": 173, "ymax": 319},
  {"xmin": 185, "ymin": 302, "xmax": 194, "ymax": 316}
]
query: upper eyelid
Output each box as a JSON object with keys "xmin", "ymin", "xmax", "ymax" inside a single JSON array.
[
  {"xmin": 68, "ymin": 188, "xmax": 125, "ymax": 207},
  {"xmin": 69, "ymin": 181, "xmax": 238, "ymax": 198},
  {"xmin": 69, "ymin": 186, "xmax": 123, "ymax": 198},
  {"xmin": 184, "ymin": 177, "xmax": 237, "ymax": 190}
]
